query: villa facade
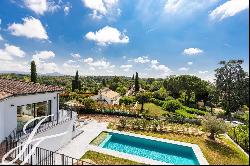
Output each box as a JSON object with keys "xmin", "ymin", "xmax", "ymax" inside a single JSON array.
[{"xmin": 0, "ymin": 78, "xmax": 64, "ymax": 142}]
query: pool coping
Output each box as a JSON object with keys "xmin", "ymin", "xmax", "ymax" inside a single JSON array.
[
  {"xmin": 88, "ymin": 145, "xmax": 170, "ymax": 165},
  {"xmin": 89, "ymin": 129, "xmax": 209, "ymax": 165}
]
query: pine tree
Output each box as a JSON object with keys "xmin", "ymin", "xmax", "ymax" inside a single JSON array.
[
  {"xmin": 31, "ymin": 60, "xmax": 37, "ymax": 83},
  {"xmin": 134, "ymin": 72, "xmax": 139, "ymax": 92}
]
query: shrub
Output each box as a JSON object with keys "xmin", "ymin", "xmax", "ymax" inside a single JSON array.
[
  {"xmin": 149, "ymin": 98, "xmax": 165, "ymax": 107},
  {"xmin": 162, "ymin": 99, "xmax": 183, "ymax": 112},
  {"xmin": 166, "ymin": 96, "xmax": 174, "ymax": 101},
  {"xmin": 202, "ymin": 114, "xmax": 229, "ymax": 140},
  {"xmin": 228, "ymin": 124, "xmax": 249, "ymax": 153},
  {"xmin": 183, "ymin": 106, "xmax": 207, "ymax": 116},
  {"xmin": 242, "ymin": 105, "xmax": 249, "ymax": 112},
  {"xmin": 119, "ymin": 118, "xmax": 127, "ymax": 128},
  {"xmin": 119, "ymin": 96, "xmax": 135, "ymax": 106},
  {"xmin": 175, "ymin": 109, "xmax": 196, "ymax": 119},
  {"xmin": 79, "ymin": 98, "xmax": 96, "ymax": 110}
]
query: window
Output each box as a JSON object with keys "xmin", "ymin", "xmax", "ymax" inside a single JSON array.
[
  {"xmin": 17, "ymin": 104, "xmax": 34, "ymax": 131},
  {"xmin": 17, "ymin": 100, "xmax": 52, "ymax": 131}
]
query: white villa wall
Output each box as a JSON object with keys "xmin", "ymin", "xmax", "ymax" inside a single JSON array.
[
  {"xmin": 0, "ymin": 101, "xmax": 4, "ymax": 141},
  {"xmin": 0, "ymin": 92, "xmax": 60, "ymax": 141}
]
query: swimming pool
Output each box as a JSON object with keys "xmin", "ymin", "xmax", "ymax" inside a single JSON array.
[{"xmin": 99, "ymin": 131, "xmax": 204, "ymax": 165}]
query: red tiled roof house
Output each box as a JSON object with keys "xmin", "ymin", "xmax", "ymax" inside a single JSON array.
[{"xmin": 0, "ymin": 78, "xmax": 64, "ymax": 142}]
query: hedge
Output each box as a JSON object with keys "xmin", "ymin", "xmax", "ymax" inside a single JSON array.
[
  {"xmin": 175, "ymin": 109, "xmax": 197, "ymax": 119},
  {"xmin": 149, "ymin": 98, "xmax": 165, "ymax": 107},
  {"xmin": 183, "ymin": 106, "xmax": 207, "ymax": 116}
]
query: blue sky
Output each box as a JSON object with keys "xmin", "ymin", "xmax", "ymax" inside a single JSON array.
[{"xmin": 0, "ymin": 0, "xmax": 249, "ymax": 81}]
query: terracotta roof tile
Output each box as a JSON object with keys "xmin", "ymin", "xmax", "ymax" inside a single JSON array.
[{"xmin": 0, "ymin": 78, "xmax": 64, "ymax": 100}]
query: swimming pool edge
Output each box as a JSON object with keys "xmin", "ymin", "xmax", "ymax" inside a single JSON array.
[{"xmin": 104, "ymin": 129, "xmax": 209, "ymax": 165}]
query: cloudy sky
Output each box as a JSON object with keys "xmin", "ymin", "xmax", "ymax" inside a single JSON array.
[{"xmin": 0, "ymin": 0, "xmax": 249, "ymax": 81}]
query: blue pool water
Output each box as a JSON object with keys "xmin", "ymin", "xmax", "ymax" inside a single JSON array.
[{"xmin": 99, "ymin": 132, "xmax": 200, "ymax": 165}]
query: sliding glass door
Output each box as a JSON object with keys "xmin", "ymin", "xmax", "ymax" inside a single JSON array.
[
  {"xmin": 17, "ymin": 100, "xmax": 52, "ymax": 131},
  {"xmin": 17, "ymin": 104, "xmax": 34, "ymax": 131}
]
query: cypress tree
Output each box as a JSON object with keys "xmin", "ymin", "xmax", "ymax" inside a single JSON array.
[
  {"xmin": 72, "ymin": 70, "xmax": 81, "ymax": 92},
  {"xmin": 31, "ymin": 60, "xmax": 37, "ymax": 83},
  {"xmin": 132, "ymin": 74, "xmax": 134, "ymax": 80},
  {"xmin": 102, "ymin": 79, "xmax": 107, "ymax": 87},
  {"xmin": 134, "ymin": 72, "xmax": 139, "ymax": 92}
]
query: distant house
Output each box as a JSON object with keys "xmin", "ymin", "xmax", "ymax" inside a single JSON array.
[
  {"xmin": 91, "ymin": 88, "xmax": 121, "ymax": 105},
  {"xmin": 0, "ymin": 78, "xmax": 65, "ymax": 142}
]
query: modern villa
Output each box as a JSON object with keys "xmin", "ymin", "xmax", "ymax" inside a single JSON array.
[{"xmin": 0, "ymin": 78, "xmax": 64, "ymax": 142}]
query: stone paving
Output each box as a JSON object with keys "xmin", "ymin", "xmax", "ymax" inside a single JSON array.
[{"xmin": 56, "ymin": 120, "xmax": 108, "ymax": 159}]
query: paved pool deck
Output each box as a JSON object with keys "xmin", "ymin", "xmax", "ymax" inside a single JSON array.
[
  {"xmin": 56, "ymin": 120, "xmax": 108, "ymax": 159},
  {"xmin": 56, "ymin": 121, "xmax": 209, "ymax": 165}
]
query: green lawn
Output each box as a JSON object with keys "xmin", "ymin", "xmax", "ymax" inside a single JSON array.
[
  {"xmin": 81, "ymin": 151, "xmax": 143, "ymax": 165},
  {"xmin": 90, "ymin": 132, "xmax": 109, "ymax": 146},
  {"xmin": 113, "ymin": 129, "xmax": 249, "ymax": 165},
  {"xmin": 137, "ymin": 103, "xmax": 166, "ymax": 117}
]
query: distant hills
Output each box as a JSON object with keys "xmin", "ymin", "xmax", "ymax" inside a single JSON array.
[{"xmin": 0, "ymin": 71, "xmax": 64, "ymax": 76}]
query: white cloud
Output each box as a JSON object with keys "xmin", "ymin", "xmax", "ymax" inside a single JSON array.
[
  {"xmin": 83, "ymin": 57, "xmax": 94, "ymax": 63},
  {"xmin": 0, "ymin": 49, "xmax": 13, "ymax": 61},
  {"xmin": 4, "ymin": 44, "xmax": 25, "ymax": 58},
  {"xmin": 134, "ymin": 56, "xmax": 150, "ymax": 64},
  {"xmin": 183, "ymin": 48, "xmax": 203, "ymax": 56},
  {"xmin": 24, "ymin": 0, "xmax": 60, "ymax": 15},
  {"xmin": 8, "ymin": 17, "xmax": 48, "ymax": 40},
  {"xmin": 0, "ymin": 34, "xmax": 3, "ymax": 41},
  {"xmin": 187, "ymin": 61, "xmax": 193, "ymax": 65},
  {"xmin": 64, "ymin": 6, "xmax": 70, "ymax": 15},
  {"xmin": 164, "ymin": 0, "xmax": 218, "ymax": 15},
  {"xmin": 84, "ymin": 58, "xmax": 115, "ymax": 69},
  {"xmin": 32, "ymin": 51, "xmax": 55, "ymax": 62},
  {"xmin": 130, "ymin": 56, "xmax": 171, "ymax": 77},
  {"xmin": 83, "ymin": 0, "xmax": 107, "ymax": 15},
  {"xmin": 151, "ymin": 60, "xmax": 159, "ymax": 65},
  {"xmin": 82, "ymin": 0, "xmax": 120, "ymax": 19},
  {"xmin": 151, "ymin": 64, "xmax": 171, "ymax": 76},
  {"xmin": 0, "ymin": 44, "xmax": 25, "ymax": 61},
  {"xmin": 31, "ymin": 50, "xmax": 58, "ymax": 74},
  {"xmin": 209, "ymin": 0, "xmax": 249, "ymax": 21},
  {"xmin": 120, "ymin": 64, "xmax": 132, "ymax": 72},
  {"xmin": 38, "ymin": 62, "xmax": 59, "ymax": 74},
  {"xmin": 106, "ymin": 69, "xmax": 114, "ymax": 73},
  {"xmin": 179, "ymin": 67, "xmax": 189, "ymax": 71},
  {"xmin": 0, "ymin": 60, "xmax": 29, "ymax": 72},
  {"xmin": 66, "ymin": 60, "xmax": 76, "ymax": 64},
  {"xmin": 86, "ymin": 26, "xmax": 129, "ymax": 46},
  {"xmin": 198, "ymin": 70, "xmax": 209, "ymax": 74},
  {"xmin": 71, "ymin": 53, "xmax": 81, "ymax": 59},
  {"xmin": 62, "ymin": 61, "xmax": 80, "ymax": 74}
]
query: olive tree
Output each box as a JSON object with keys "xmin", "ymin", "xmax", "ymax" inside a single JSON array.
[{"xmin": 202, "ymin": 114, "xmax": 228, "ymax": 140}]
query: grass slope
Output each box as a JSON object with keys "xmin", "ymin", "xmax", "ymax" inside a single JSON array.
[
  {"xmin": 81, "ymin": 151, "xmax": 143, "ymax": 165},
  {"xmin": 137, "ymin": 103, "xmax": 166, "ymax": 117},
  {"xmin": 124, "ymin": 130, "xmax": 249, "ymax": 165}
]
